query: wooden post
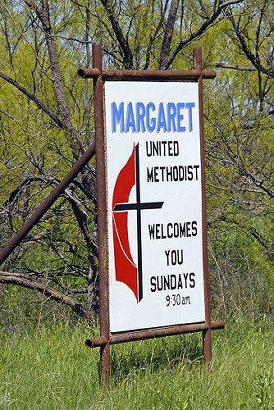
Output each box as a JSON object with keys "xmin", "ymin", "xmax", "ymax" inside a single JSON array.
[
  {"xmin": 92, "ymin": 44, "xmax": 111, "ymax": 387},
  {"xmin": 193, "ymin": 47, "xmax": 212, "ymax": 366}
]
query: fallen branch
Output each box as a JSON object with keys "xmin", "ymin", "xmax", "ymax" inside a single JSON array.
[{"xmin": 0, "ymin": 271, "xmax": 89, "ymax": 319}]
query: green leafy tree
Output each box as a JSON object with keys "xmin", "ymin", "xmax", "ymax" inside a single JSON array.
[{"xmin": 0, "ymin": 0, "xmax": 272, "ymax": 322}]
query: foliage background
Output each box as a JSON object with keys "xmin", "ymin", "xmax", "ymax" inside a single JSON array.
[
  {"xmin": 0, "ymin": 0, "xmax": 273, "ymax": 327},
  {"xmin": 0, "ymin": 1, "xmax": 273, "ymax": 408}
]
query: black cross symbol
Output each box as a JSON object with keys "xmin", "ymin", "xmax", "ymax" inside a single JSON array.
[{"xmin": 113, "ymin": 144, "xmax": 163, "ymax": 302}]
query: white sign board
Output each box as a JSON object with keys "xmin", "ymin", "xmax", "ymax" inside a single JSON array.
[{"xmin": 104, "ymin": 81, "xmax": 205, "ymax": 332}]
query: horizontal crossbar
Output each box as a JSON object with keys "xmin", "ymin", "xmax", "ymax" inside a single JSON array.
[
  {"xmin": 78, "ymin": 68, "xmax": 216, "ymax": 80},
  {"xmin": 85, "ymin": 320, "xmax": 225, "ymax": 348}
]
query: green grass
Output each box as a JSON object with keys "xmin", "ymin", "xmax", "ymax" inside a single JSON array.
[{"xmin": 0, "ymin": 319, "xmax": 273, "ymax": 409}]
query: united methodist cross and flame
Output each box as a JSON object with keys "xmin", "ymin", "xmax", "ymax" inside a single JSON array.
[{"xmin": 112, "ymin": 144, "xmax": 164, "ymax": 303}]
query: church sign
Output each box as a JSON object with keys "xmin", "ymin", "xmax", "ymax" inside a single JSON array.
[
  {"xmin": 79, "ymin": 44, "xmax": 224, "ymax": 388},
  {"xmin": 105, "ymin": 81, "xmax": 205, "ymax": 332}
]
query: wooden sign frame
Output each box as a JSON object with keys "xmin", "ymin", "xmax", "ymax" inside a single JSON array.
[{"xmin": 79, "ymin": 44, "xmax": 225, "ymax": 388}]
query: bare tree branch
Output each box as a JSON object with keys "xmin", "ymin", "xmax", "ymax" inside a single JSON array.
[
  {"xmin": 240, "ymin": 170, "xmax": 274, "ymax": 198},
  {"xmin": 214, "ymin": 62, "xmax": 256, "ymax": 71},
  {"xmin": 0, "ymin": 71, "xmax": 65, "ymax": 129},
  {"xmin": 228, "ymin": 7, "xmax": 274, "ymax": 78},
  {"xmin": 24, "ymin": 0, "xmax": 78, "ymax": 136},
  {"xmin": 100, "ymin": 0, "xmax": 133, "ymax": 68},
  {"xmin": 162, "ymin": 0, "xmax": 243, "ymax": 69},
  {"xmin": 0, "ymin": 271, "xmax": 89, "ymax": 319},
  {"xmin": 217, "ymin": 216, "xmax": 273, "ymax": 257},
  {"xmin": 143, "ymin": 0, "xmax": 169, "ymax": 69},
  {"xmin": 159, "ymin": 0, "xmax": 179, "ymax": 69}
]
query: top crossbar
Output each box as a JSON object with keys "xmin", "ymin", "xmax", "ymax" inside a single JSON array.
[{"xmin": 78, "ymin": 68, "xmax": 216, "ymax": 80}]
